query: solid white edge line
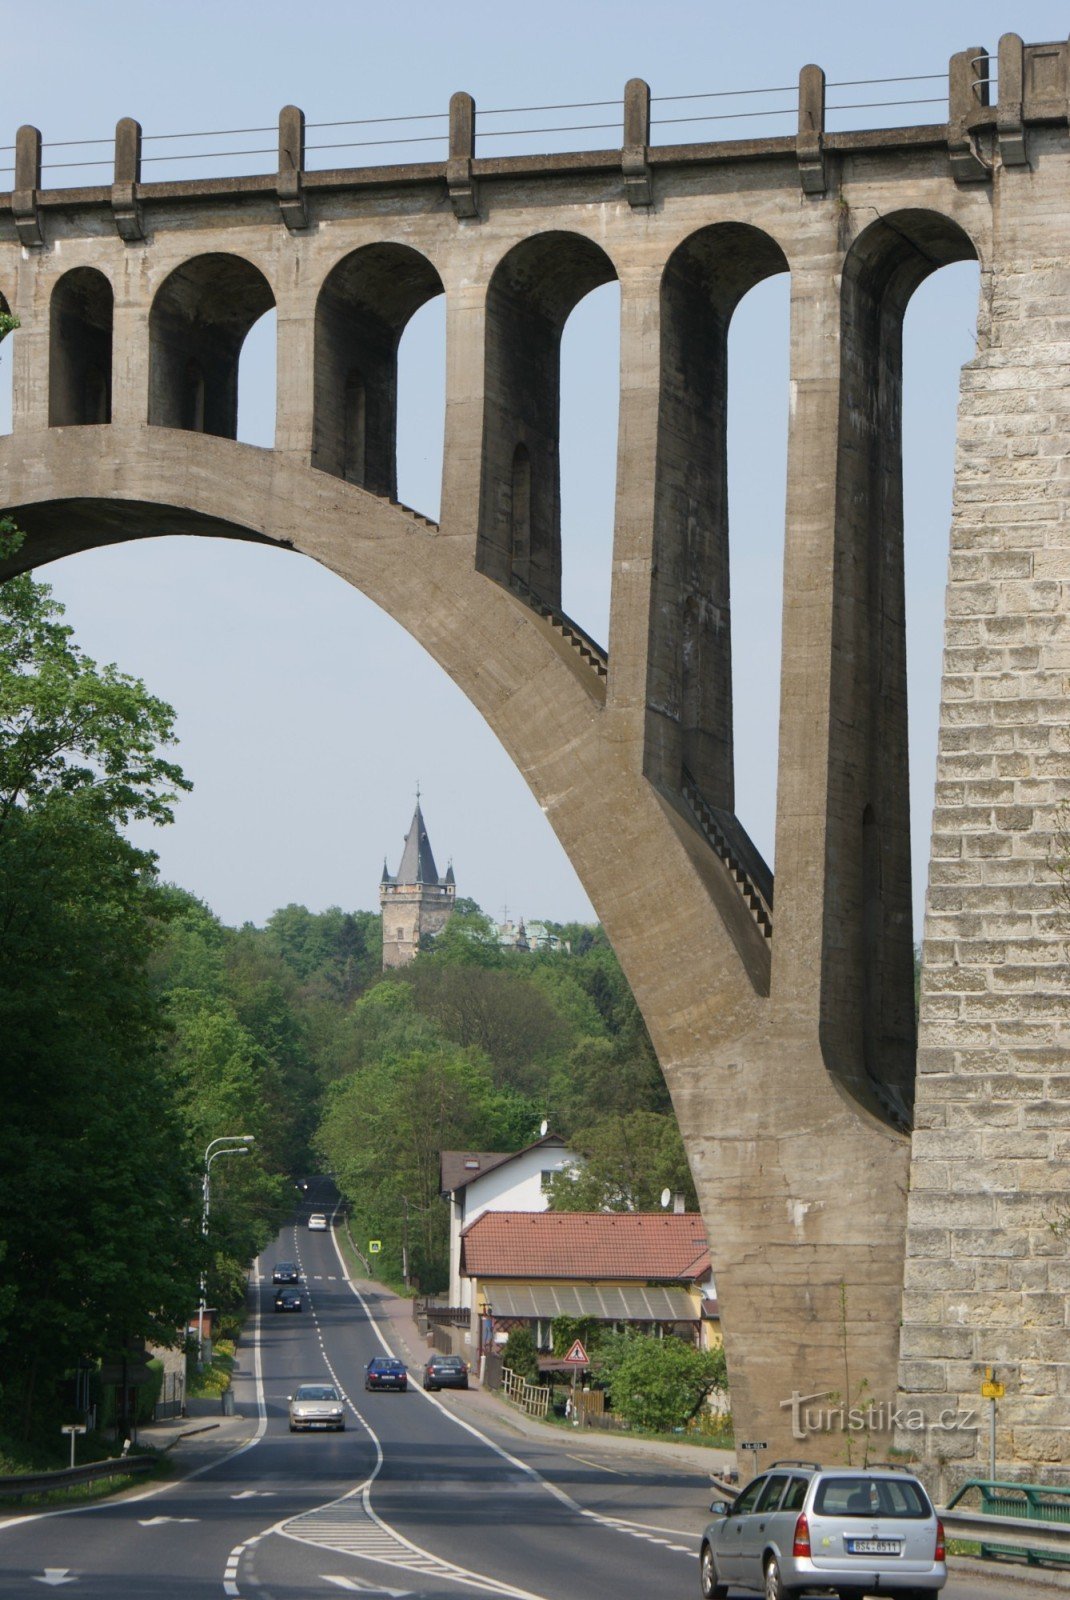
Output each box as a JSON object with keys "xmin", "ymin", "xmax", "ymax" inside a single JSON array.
[
  {"xmin": 0, "ymin": 1259, "xmax": 269, "ymax": 1535},
  {"xmin": 327, "ymin": 1218, "xmax": 701, "ymax": 1547}
]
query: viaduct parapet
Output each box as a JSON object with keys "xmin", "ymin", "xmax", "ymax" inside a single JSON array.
[{"xmin": 2, "ymin": 34, "xmax": 1069, "ymax": 1479}]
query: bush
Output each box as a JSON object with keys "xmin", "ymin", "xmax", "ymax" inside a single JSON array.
[
  {"xmin": 599, "ymin": 1332, "xmax": 727, "ymax": 1433},
  {"xmin": 501, "ymin": 1326, "xmax": 539, "ymax": 1383}
]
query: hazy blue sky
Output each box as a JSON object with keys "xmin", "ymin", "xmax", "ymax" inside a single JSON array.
[{"xmin": 2, "ymin": 2, "xmax": 1065, "ymax": 933}]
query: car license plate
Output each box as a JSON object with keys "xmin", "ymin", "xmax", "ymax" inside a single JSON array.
[{"xmin": 847, "ymin": 1539, "xmax": 901, "ymax": 1555}]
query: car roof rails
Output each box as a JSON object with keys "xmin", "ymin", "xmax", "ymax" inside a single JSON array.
[
  {"xmin": 768, "ymin": 1460, "xmax": 822, "ymax": 1471},
  {"xmin": 861, "ymin": 1461, "xmax": 918, "ymax": 1473}
]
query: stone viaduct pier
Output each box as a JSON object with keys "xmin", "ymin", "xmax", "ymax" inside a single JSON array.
[{"xmin": 2, "ymin": 33, "xmax": 1069, "ymax": 1476}]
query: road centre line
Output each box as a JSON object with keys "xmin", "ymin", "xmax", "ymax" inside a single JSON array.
[{"xmin": 325, "ymin": 1215, "xmax": 697, "ymax": 1556}]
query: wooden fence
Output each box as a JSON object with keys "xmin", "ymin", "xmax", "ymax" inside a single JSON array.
[{"xmin": 500, "ymin": 1366, "xmax": 550, "ymax": 1420}]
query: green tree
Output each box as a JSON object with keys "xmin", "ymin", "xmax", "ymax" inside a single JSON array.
[
  {"xmin": 546, "ymin": 1110, "xmax": 698, "ymax": 1212},
  {"xmin": 0, "ymin": 523, "xmax": 201, "ymax": 1438},
  {"xmin": 598, "ymin": 1331, "xmax": 727, "ymax": 1432},
  {"xmin": 315, "ymin": 993, "xmax": 530, "ymax": 1290}
]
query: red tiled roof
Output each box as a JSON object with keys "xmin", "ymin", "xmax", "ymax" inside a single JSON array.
[{"xmin": 460, "ymin": 1211, "xmax": 711, "ymax": 1282}]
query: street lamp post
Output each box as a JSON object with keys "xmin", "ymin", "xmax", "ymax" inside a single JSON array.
[{"xmin": 198, "ymin": 1135, "xmax": 255, "ymax": 1363}]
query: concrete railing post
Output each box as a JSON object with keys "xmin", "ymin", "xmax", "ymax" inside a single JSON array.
[
  {"xmin": 948, "ymin": 47, "xmax": 991, "ymax": 183},
  {"xmin": 622, "ymin": 78, "xmax": 652, "ymax": 207},
  {"xmin": 997, "ymin": 32, "xmax": 1028, "ymax": 166},
  {"xmin": 796, "ymin": 64, "xmax": 826, "ymax": 194},
  {"xmin": 447, "ymin": 92, "xmax": 477, "ymax": 219},
  {"xmin": 277, "ymin": 104, "xmax": 308, "ymax": 230},
  {"xmin": 13, "ymin": 125, "xmax": 43, "ymax": 247},
  {"xmin": 112, "ymin": 117, "xmax": 145, "ymax": 241}
]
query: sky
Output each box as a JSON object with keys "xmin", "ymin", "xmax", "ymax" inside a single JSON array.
[{"xmin": 2, "ymin": 1, "xmax": 1067, "ymax": 934}]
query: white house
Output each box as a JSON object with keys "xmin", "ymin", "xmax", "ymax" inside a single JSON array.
[{"xmin": 440, "ymin": 1133, "xmax": 578, "ymax": 1309}]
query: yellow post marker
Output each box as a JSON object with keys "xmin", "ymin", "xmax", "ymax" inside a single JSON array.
[{"xmin": 980, "ymin": 1368, "xmax": 1004, "ymax": 1475}]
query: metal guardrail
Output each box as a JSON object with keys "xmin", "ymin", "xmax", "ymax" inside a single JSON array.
[
  {"xmin": 0, "ymin": 1454, "xmax": 155, "ymax": 1501},
  {"xmin": 944, "ymin": 1478, "xmax": 1070, "ymax": 1567}
]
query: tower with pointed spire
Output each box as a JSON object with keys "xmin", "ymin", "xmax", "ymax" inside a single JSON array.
[{"xmin": 379, "ymin": 795, "xmax": 456, "ymax": 968}]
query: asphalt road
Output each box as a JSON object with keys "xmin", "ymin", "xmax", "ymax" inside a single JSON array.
[{"xmin": 0, "ymin": 1198, "xmax": 1064, "ymax": 1600}]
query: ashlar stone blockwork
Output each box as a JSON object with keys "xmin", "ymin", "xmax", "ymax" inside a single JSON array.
[{"xmin": 901, "ymin": 129, "xmax": 1070, "ymax": 1488}]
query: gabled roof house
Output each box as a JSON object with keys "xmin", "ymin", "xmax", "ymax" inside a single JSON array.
[
  {"xmin": 440, "ymin": 1132, "xmax": 577, "ymax": 1308},
  {"xmin": 460, "ymin": 1209, "xmax": 718, "ymax": 1349}
]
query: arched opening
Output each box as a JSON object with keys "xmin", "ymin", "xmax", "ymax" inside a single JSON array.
[
  {"xmin": 559, "ymin": 278, "xmax": 620, "ymax": 647},
  {"xmin": 49, "ymin": 267, "xmax": 113, "ymax": 427},
  {"xmin": 727, "ymin": 273, "xmax": 790, "ymax": 868},
  {"xmin": 235, "ymin": 307, "xmax": 276, "ymax": 448},
  {"xmin": 651, "ymin": 224, "xmax": 789, "ymax": 823},
  {"xmin": 822, "ymin": 209, "xmax": 979, "ymax": 1127},
  {"xmin": 0, "ymin": 286, "xmax": 14, "ymax": 435},
  {"xmin": 149, "ymin": 254, "xmax": 275, "ymax": 440},
  {"xmin": 479, "ymin": 231, "xmax": 618, "ymax": 616},
  {"xmin": 396, "ymin": 292, "xmax": 446, "ymax": 521},
  {"xmin": 313, "ymin": 244, "xmax": 443, "ymax": 501}
]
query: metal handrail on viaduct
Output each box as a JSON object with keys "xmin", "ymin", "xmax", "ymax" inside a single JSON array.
[{"xmin": 3, "ymin": 30, "xmax": 1070, "ymax": 1481}]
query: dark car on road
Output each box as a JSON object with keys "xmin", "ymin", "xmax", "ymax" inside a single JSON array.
[
  {"xmin": 365, "ymin": 1356, "xmax": 407, "ymax": 1392},
  {"xmin": 422, "ymin": 1354, "xmax": 469, "ymax": 1391},
  {"xmin": 274, "ymin": 1286, "xmax": 305, "ymax": 1312},
  {"xmin": 272, "ymin": 1261, "xmax": 299, "ymax": 1284}
]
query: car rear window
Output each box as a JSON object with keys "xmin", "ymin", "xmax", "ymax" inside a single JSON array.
[{"xmin": 814, "ymin": 1477, "xmax": 932, "ymax": 1519}]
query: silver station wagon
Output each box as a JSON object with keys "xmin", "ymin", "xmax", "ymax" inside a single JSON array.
[{"xmin": 699, "ymin": 1462, "xmax": 946, "ymax": 1599}]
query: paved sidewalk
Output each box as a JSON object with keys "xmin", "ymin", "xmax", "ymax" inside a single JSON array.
[{"xmin": 135, "ymin": 1395, "xmax": 259, "ymax": 1477}]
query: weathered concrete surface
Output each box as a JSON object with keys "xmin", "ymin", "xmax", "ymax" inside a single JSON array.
[{"xmin": 2, "ymin": 36, "xmax": 1069, "ymax": 1472}]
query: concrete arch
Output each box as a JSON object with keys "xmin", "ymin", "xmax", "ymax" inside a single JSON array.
[
  {"xmin": 820, "ymin": 209, "xmax": 980, "ymax": 1129},
  {"xmin": 478, "ymin": 230, "xmax": 618, "ymax": 603},
  {"xmin": 149, "ymin": 253, "xmax": 275, "ymax": 439},
  {"xmin": 312, "ymin": 242, "xmax": 444, "ymax": 497},
  {"xmin": 50, "ymin": 266, "xmax": 114, "ymax": 427},
  {"xmin": 648, "ymin": 223, "xmax": 790, "ymax": 818}
]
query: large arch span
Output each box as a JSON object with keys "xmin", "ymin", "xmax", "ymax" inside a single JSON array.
[{"xmin": 0, "ymin": 419, "xmax": 910, "ymax": 1462}]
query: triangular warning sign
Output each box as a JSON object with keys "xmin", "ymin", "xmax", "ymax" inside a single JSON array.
[{"xmin": 563, "ymin": 1339, "xmax": 589, "ymax": 1365}]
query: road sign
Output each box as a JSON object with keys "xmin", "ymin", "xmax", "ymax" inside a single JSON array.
[
  {"xmin": 60, "ymin": 1425, "xmax": 87, "ymax": 1435},
  {"xmin": 563, "ymin": 1339, "xmax": 589, "ymax": 1365},
  {"xmin": 369, "ymin": 1240, "xmax": 382, "ymax": 1254},
  {"xmin": 739, "ymin": 1441, "xmax": 768, "ymax": 1452},
  {"xmin": 981, "ymin": 1379, "xmax": 1005, "ymax": 1399}
]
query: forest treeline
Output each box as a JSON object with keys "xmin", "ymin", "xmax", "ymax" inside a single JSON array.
[{"xmin": 0, "ymin": 512, "xmax": 693, "ymax": 1457}]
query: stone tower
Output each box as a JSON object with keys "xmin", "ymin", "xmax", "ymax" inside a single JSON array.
[{"xmin": 379, "ymin": 799, "xmax": 455, "ymax": 969}]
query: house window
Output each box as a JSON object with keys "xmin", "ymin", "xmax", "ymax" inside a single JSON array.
[{"xmin": 540, "ymin": 1169, "xmax": 556, "ymax": 1194}]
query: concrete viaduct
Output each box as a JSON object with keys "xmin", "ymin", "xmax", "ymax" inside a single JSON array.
[{"xmin": 2, "ymin": 33, "xmax": 1069, "ymax": 1481}]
